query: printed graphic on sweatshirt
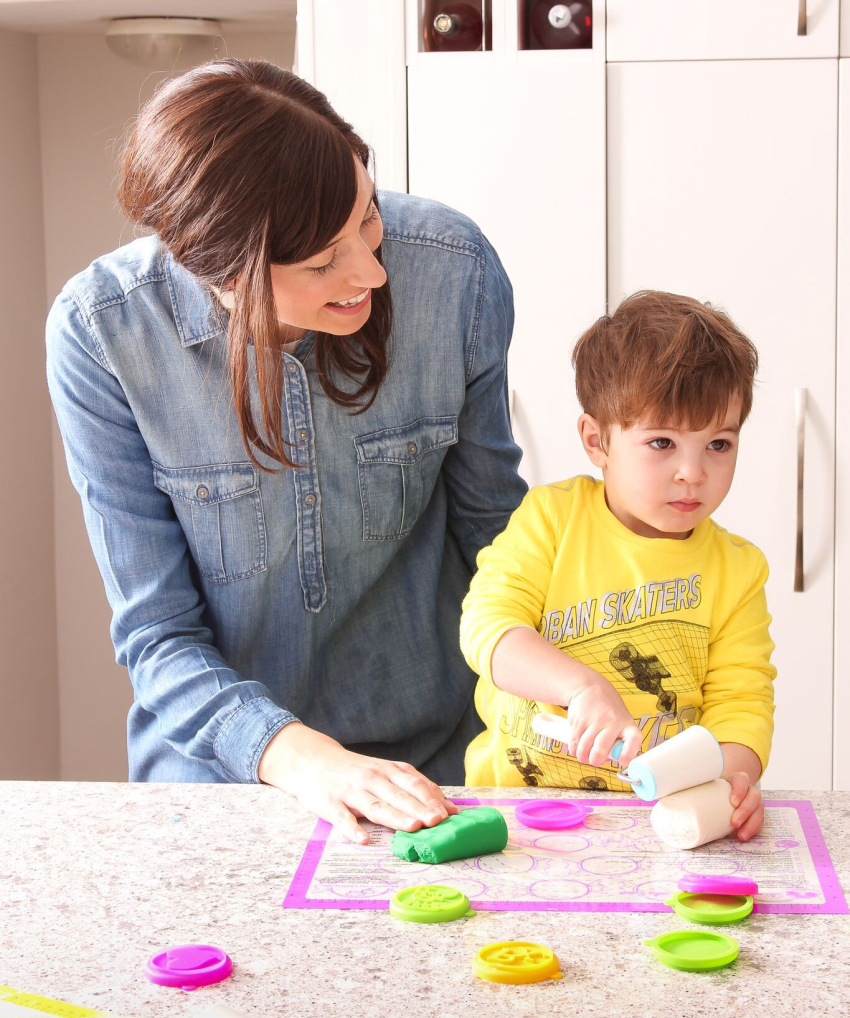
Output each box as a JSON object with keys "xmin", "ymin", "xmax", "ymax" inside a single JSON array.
[{"xmin": 499, "ymin": 617, "xmax": 708, "ymax": 789}]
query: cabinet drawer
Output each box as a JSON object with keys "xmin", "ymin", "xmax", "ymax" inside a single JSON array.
[{"xmin": 607, "ymin": 0, "xmax": 838, "ymax": 62}]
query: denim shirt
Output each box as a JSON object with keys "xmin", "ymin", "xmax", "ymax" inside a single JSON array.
[{"xmin": 46, "ymin": 191, "xmax": 527, "ymax": 784}]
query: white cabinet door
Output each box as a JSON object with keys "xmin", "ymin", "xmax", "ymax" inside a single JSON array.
[
  {"xmin": 608, "ymin": 59, "xmax": 837, "ymax": 790},
  {"xmin": 607, "ymin": 1, "xmax": 839, "ymax": 61},
  {"xmin": 296, "ymin": 0, "xmax": 408, "ymax": 193},
  {"xmin": 835, "ymin": 59, "xmax": 850, "ymax": 789},
  {"xmin": 408, "ymin": 56, "xmax": 607, "ymax": 486}
]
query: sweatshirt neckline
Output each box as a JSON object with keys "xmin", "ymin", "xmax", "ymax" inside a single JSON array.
[{"xmin": 587, "ymin": 478, "xmax": 712, "ymax": 554}]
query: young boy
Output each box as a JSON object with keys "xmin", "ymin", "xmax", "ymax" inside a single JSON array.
[{"xmin": 460, "ymin": 290, "xmax": 775, "ymax": 842}]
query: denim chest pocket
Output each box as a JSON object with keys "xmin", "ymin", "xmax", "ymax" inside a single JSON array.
[
  {"xmin": 152, "ymin": 461, "xmax": 267, "ymax": 583},
  {"xmin": 354, "ymin": 417, "xmax": 458, "ymax": 541}
]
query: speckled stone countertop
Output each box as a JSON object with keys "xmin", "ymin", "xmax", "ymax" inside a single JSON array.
[{"xmin": 1, "ymin": 783, "xmax": 849, "ymax": 1018}]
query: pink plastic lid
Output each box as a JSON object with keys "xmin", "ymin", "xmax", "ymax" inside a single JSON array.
[
  {"xmin": 145, "ymin": 944, "xmax": 233, "ymax": 991},
  {"xmin": 515, "ymin": 801, "xmax": 592, "ymax": 830},
  {"xmin": 678, "ymin": 874, "xmax": 758, "ymax": 896}
]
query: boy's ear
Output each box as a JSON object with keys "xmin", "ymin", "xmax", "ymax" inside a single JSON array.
[{"xmin": 578, "ymin": 413, "xmax": 608, "ymax": 468}]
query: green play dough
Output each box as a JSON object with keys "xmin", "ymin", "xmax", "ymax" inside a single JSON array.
[{"xmin": 390, "ymin": 806, "xmax": 508, "ymax": 864}]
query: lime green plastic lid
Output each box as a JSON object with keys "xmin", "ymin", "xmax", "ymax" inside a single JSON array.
[
  {"xmin": 644, "ymin": 930, "xmax": 739, "ymax": 971},
  {"xmin": 389, "ymin": 884, "xmax": 474, "ymax": 923},
  {"xmin": 664, "ymin": 890, "xmax": 754, "ymax": 925}
]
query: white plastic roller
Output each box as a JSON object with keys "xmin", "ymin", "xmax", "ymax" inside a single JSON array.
[
  {"xmin": 650, "ymin": 777, "xmax": 736, "ymax": 850},
  {"xmin": 617, "ymin": 724, "xmax": 725, "ymax": 801}
]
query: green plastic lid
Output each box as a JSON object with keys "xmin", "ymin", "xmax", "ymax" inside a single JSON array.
[
  {"xmin": 664, "ymin": 891, "xmax": 754, "ymax": 925},
  {"xmin": 643, "ymin": 930, "xmax": 739, "ymax": 971},
  {"xmin": 389, "ymin": 884, "xmax": 474, "ymax": 924}
]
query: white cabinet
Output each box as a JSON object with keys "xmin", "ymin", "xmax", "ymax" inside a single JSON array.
[
  {"xmin": 304, "ymin": 0, "xmax": 608, "ymax": 486},
  {"xmin": 406, "ymin": 34, "xmax": 606, "ymax": 485},
  {"xmin": 607, "ymin": 0, "xmax": 839, "ymax": 61},
  {"xmin": 608, "ymin": 58, "xmax": 837, "ymax": 791}
]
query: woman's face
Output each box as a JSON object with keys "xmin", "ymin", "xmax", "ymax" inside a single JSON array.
[{"xmin": 270, "ymin": 158, "xmax": 387, "ymax": 341}]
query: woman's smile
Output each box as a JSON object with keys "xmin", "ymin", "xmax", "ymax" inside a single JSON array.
[{"xmin": 325, "ymin": 288, "xmax": 372, "ymax": 315}]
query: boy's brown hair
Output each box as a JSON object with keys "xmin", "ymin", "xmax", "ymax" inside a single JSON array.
[{"xmin": 572, "ymin": 290, "xmax": 758, "ymax": 437}]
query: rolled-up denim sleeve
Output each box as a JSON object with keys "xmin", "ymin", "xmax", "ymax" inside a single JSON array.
[
  {"xmin": 443, "ymin": 236, "xmax": 527, "ymax": 571},
  {"xmin": 46, "ymin": 291, "xmax": 296, "ymax": 782}
]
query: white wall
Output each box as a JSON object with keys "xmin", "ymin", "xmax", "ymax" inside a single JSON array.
[
  {"xmin": 0, "ymin": 27, "xmax": 59, "ymax": 780},
  {"xmin": 38, "ymin": 28, "xmax": 295, "ymax": 780}
]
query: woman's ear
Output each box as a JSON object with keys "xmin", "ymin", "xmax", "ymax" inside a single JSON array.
[{"xmin": 578, "ymin": 413, "xmax": 608, "ymax": 468}]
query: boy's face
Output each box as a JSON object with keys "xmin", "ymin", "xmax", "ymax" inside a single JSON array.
[{"xmin": 579, "ymin": 397, "xmax": 742, "ymax": 540}]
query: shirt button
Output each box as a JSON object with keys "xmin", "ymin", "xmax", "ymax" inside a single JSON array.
[
  {"xmin": 407, "ymin": 442, "xmax": 417, "ymax": 456},
  {"xmin": 304, "ymin": 493, "xmax": 317, "ymax": 506},
  {"xmin": 287, "ymin": 362, "xmax": 297, "ymax": 374},
  {"xmin": 196, "ymin": 485, "xmax": 210, "ymax": 500},
  {"xmin": 298, "ymin": 429, "xmax": 309, "ymax": 441}
]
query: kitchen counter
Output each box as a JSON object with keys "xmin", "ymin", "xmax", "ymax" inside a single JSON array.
[{"xmin": 1, "ymin": 782, "xmax": 848, "ymax": 1017}]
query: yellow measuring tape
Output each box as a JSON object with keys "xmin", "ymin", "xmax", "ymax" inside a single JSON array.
[{"xmin": 0, "ymin": 987, "xmax": 121, "ymax": 1017}]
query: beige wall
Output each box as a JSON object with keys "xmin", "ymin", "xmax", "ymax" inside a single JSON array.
[
  {"xmin": 0, "ymin": 28, "xmax": 59, "ymax": 779},
  {"xmin": 37, "ymin": 28, "xmax": 295, "ymax": 780}
]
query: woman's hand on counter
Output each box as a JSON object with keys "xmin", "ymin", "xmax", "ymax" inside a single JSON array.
[{"xmin": 257, "ymin": 722, "xmax": 458, "ymax": 845}]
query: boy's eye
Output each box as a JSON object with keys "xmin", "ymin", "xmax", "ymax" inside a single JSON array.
[
  {"xmin": 708, "ymin": 439, "xmax": 732, "ymax": 452},
  {"xmin": 649, "ymin": 438, "xmax": 673, "ymax": 451}
]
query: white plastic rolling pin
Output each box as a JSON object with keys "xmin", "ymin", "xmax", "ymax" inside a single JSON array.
[{"xmin": 531, "ymin": 715, "xmax": 725, "ymax": 802}]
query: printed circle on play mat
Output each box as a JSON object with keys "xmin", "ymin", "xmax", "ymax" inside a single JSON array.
[
  {"xmin": 528, "ymin": 879, "xmax": 590, "ymax": 900},
  {"xmin": 473, "ymin": 941, "xmax": 563, "ymax": 984},
  {"xmin": 730, "ymin": 838, "xmax": 787, "ymax": 855},
  {"xmin": 531, "ymin": 833, "xmax": 590, "ymax": 853},
  {"xmin": 580, "ymin": 855, "xmax": 639, "ymax": 876},
  {"xmin": 389, "ymin": 884, "xmax": 471, "ymax": 924},
  {"xmin": 582, "ymin": 814, "xmax": 636, "ymax": 831},
  {"xmin": 635, "ymin": 879, "xmax": 678, "ymax": 900},
  {"xmin": 328, "ymin": 883, "xmax": 391, "ymax": 898},
  {"xmin": 515, "ymin": 801, "xmax": 591, "ymax": 830},
  {"xmin": 680, "ymin": 856, "xmax": 740, "ymax": 876},
  {"xmin": 475, "ymin": 853, "xmax": 535, "ymax": 873},
  {"xmin": 643, "ymin": 930, "xmax": 739, "ymax": 972},
  {"xmin": 425, "ymin": 877, "xmax": 488, "ymax": 898}
]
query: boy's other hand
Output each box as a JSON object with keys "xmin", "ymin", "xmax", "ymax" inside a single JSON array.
[
  {"xmin": 565, "ymin": 667, "xmax": 643, "ymax": 769},
  {"xmin": 726, "ymin": 771, "xmax": 764, "ymax": 841}
]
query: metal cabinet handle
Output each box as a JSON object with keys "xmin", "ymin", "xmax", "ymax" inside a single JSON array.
[
  {"xmin": 794, "ymin": 388, "xmax": 807, "ymax": 592},
  {"xmin": 798, "ymin": 0, "xmax": 807, "ymax": 36}
]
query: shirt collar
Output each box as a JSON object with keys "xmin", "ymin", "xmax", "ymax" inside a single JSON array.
[{"xmin": 164, "ymin": 248, "xmax": 226, "ymax": 347}]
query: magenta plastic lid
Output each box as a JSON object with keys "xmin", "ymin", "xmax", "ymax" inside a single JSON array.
[
  {"xmin": 678, "ymin": 874, "xmax": 759, "ymax": 896},
  {"xmin": 145, "ymin": 944, "xmax": 233, "ymax": 991},
  {"xmin": 515, "ymin": 801, "xmax": 592, "ymax": 830}
]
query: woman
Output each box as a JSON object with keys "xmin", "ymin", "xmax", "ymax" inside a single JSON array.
[{"xmin": 46, "ymin": 59, "xmax": 525, "ymax": 844}]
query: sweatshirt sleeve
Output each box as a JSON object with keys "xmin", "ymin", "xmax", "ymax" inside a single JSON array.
[
  {"xmin": 700, "ymin": 548, "xmax": 776, "ymax": 774},
  {"xmin": 460, "ymin": 486, "xmax": 560, "ymax": 684}
]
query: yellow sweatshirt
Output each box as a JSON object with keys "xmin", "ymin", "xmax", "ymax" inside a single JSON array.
[{"xmin": 461, "ymin": 476, "xmax": 776, "ymax": 789}]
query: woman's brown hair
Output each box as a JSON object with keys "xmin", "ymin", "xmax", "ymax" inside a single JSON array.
[
  {"xmin": 118, "ymin": 59, "xmax": 392, "ymax": 470},
  {"xmin": 572, "ymin": 290, "xmax": 758, "ymax": 437}
]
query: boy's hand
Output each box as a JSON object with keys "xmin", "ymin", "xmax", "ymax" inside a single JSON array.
[
  {"xmin": 726, "ymin": 771, "xmax": 764, "ymax": 842},
  {"xmin": 564, "ymin": 667, "xmax": 643, "ymax": 769}
]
